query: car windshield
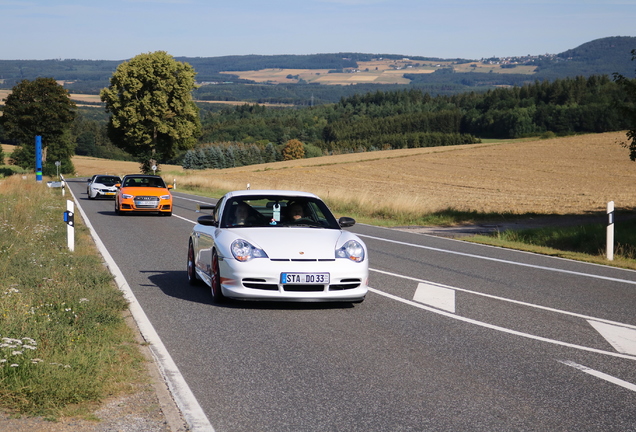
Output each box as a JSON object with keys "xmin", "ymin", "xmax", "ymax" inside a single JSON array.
[
  {"xmin": 123, "ymin": 177, "xmax": 166, "ymax": 188},
  {"xmin": 95, "ymin": 176, "xmax": 121, "ymax": 185},
  {"xmin": 220, "ymin": 196, "xmax": 339, "ymax": 229}
]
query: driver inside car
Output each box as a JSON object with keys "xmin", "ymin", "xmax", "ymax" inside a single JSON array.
[
  {"xmin": 287, "ymin": 202, "xmax": 304, "ymax": 221},
  {"xmin": 231, "ymin": 202, "xmax": 252, "ymax": 226}
]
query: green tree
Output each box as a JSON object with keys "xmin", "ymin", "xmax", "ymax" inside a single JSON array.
[
  {"xmin": 614, "ymin": 49, "xmax": 636, "ymax": 160},
  {"xmin": 281, "ymin": 139, "xmax": 305, "ymax": 160},
  {"xmin": 100, "ymin": 51, "xmax": 201, "ymax": 169},
  {"xmin": 0, "ymin": 77, "xmax": 77, "ymax": 174}
]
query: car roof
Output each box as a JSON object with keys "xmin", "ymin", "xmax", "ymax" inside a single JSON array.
[
  {"xmin": 224, "ymin": 190, "xmax": 320, "ymax": 199},
  {"xmin": 121, "ymin": 174, "xmax": 163, "ymax": 179}
]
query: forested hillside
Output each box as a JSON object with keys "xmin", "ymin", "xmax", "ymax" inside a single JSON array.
[{"xmin": 181, "ymin": 75, "xmax": 630, "ymax": 169}]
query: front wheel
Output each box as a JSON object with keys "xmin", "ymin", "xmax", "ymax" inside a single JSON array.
[
  {"xmin": 210, "ymin": 250, "xmax": 225, "ymax": 303},
  {"xmin": 187, "ymin": 241, "xmax": 200, "ymax": 285}
]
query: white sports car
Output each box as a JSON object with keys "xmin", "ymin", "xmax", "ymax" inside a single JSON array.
[
  {"xmin": 187, "ymin": 190, "xmax": 368, "ymax": 303},
  {"xmin": 87, "ymin": 175, "xmax": 121, "ymax": 199}
]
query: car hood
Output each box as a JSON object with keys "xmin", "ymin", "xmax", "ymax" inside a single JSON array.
[
  {"xmin": 120, "ymin": 187, "xmax": 171, "ymax": 196},
  {"xmin": 233, "ymin": 228, "xmax": 353, "ymax": 260}
]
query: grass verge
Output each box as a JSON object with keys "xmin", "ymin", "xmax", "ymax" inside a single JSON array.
[
  {"xmin": 466, "ymin": 218, "xmax": 636, "ymax": 270},
  {"xmin": 0, "ymin": 175, "xmax": 147, "ymax": 420}
]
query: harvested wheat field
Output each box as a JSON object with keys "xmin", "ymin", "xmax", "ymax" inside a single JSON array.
[
  {"xmin": 71, "ymin": 156, "xmax": 183, "ymax": 177},
  {"xmin": 167, "ymin": 131, "xmax": 636, "ymax": 215}
]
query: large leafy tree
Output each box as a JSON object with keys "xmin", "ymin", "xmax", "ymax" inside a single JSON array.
[
  {"xmin": 0, "ymin": 77, "xmax": 77, "ymax": 174},
  {"xmin": 100, "ymin": 51, "xmax": 201, "ymax": 169},
  {"xmin": 614, "ymin": 49, "xmax": 636, "ymax": 161}
]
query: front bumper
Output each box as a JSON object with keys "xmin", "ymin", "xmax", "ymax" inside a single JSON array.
[
  {"xmin": 119, "ymin": 197, "xmax": 172, "ymax": 213},
  {"xmin": 95, "ymin": 190, "xmax": 117, "ymax": 198},
  {"xmin": 217, "ymin": 256, "xmax": 368, "ymax": 302}
]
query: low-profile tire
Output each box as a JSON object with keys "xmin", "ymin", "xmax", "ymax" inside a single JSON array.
[
  {"xmin": 187, "ymin": 241, "xmax": 200, "ymax": 286},
  {"xmin": 210, "ymin": 249, "xmax": 225, "ymax": 303},
  {"xmin": 115, "ymin": 201, "xmax": 122, "ymax": 215}
]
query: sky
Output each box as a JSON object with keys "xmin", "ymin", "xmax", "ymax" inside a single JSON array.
[{"xmin": 1, "ymin": 0, "xmax": 635, "ymax": 61}]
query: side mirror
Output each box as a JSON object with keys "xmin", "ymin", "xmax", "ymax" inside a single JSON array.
[
  {"xmin": 338, "ymin": 217, "xmax": 356, "ymax": 228},
  {"xmin": 196, "ymin": 204, "xmax": 216, "ymax": 213},
  {"xmin": 197, "ymin": 214, "xmax": 217, "ymax": 227},
  {"xmin": 115, "ymin": 183, "xmax": 121, "ymax": 188},
  {"xmin": 167, "ymin": 184, "xmax": 173, "ymax": 189}
]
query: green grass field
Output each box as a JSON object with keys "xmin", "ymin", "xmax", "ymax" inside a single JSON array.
[{"xmin": 0, "ymin": 175, "xmax": 148, "ymax": 420}]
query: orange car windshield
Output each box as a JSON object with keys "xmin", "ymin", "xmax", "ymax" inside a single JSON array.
[{"xmin": 123, "ymin": 177, "xmax": 166, "ymax": 188}]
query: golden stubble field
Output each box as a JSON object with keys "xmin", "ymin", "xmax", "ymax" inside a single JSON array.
[{"xmin": 66, "ymin": 131, "xmax": 636, "ymax": 216}]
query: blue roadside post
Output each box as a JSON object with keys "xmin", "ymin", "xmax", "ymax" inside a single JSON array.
[{"xmin": 35, "ymin": 135, "xmax": 43, "ymax": 182}]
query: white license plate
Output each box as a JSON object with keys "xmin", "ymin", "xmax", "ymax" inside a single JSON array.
[{"xmin": 280, "ymin": 272, "xmax": 330, "ymax": 284}]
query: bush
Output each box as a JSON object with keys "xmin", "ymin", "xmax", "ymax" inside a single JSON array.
[{"xmin": 0, "ymin": 165, "xmax": 29, "ymax": 178}]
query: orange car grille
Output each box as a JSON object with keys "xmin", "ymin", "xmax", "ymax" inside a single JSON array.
[{"xmin": 134, "ymin": 196, "xmax": 160, "ymax": 208}]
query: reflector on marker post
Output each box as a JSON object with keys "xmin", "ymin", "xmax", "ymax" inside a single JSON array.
[{"xmin": 64, "ymin": 200, "xmax": 75, "ymax": 252}]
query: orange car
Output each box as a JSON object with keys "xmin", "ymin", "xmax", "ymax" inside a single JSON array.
[{"xmin": 115, "ymin": 174, "xmax": 173, "ymax": 216}]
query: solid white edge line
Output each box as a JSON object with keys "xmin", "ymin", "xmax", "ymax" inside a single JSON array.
[
  {"xmin": 358, "ymin": 233, "xmax": 636, "ymax": 285},
  {"xmin": 559, "ymin": 360, "xmax": 636, "ymax": 392},
  {"xmin": 370, "ymin": 268, "xmax": 636, "ymax": 331},
  {"xmin": 367, "ymin": 286, "xmax": 636, "ymax": 361},
  {"xmin": 67, "ymin": 186, "xmax": 215, "ymax": 432}
]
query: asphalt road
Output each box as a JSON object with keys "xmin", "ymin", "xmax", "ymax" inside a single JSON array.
[{"xmin": 66, "ymin": 178, "xmax": 636, "ymax": 432}]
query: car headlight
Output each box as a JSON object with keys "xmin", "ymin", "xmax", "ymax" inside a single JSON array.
[
  {"xmin": 336, "ymin": 240, "xmax": 365, "ymax": 262},
  {"xmin": 122, "ymin": 193, "xmax": 133, "ymax": 199},
  {"xmin": 160, "ymin": 194, "xmax": 171, "ymax": 200},
  {"xmin": 231, "ymin": 239, "xmax": 268, "ymax": 262}
]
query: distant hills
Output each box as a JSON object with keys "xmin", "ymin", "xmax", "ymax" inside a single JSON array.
[{"xmin": 0, "ymin": 36, "xmax": 634, "ymax": 104}]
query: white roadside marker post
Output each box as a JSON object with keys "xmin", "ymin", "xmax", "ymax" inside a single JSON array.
[
  {"xmin": 64, "ymin": 200, "xmax": 75, "ymax": 252},
  {"xmin": 607, "ymin": 201, "xmax": 614, "ymax": 261}
]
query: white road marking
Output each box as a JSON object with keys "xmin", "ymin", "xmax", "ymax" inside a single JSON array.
[
  {"xmin": 69, "ymin": 186, "xmax": 215, "ymax": 431},
  {"xmin": 173, "ymin": 195, "xmax": 215, "ymax": 205},
  {"xmin": 587, "ymin": 320, "xmax": 636, "ymax": 356},
  {"xmin": 371, "ymin": 268, "xmax": 636, "ymax": 331},
  {"xmin": 359, "ymin": 234, "xmax": 636, "ymax": 285},
  {"xmin": 173, "ymin": 213, "xmax": 197, "ymax": 224},
  {"xmin": 413, "ymin": 282, "xmax": 456, "ymax": 312},
  {"xmin": 367, "ymin": 286, "xmax": 636, "ymax": 361},
  {"xmin": 559, "ymin": 361, "xmax": 636, "ymax": 392}
]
